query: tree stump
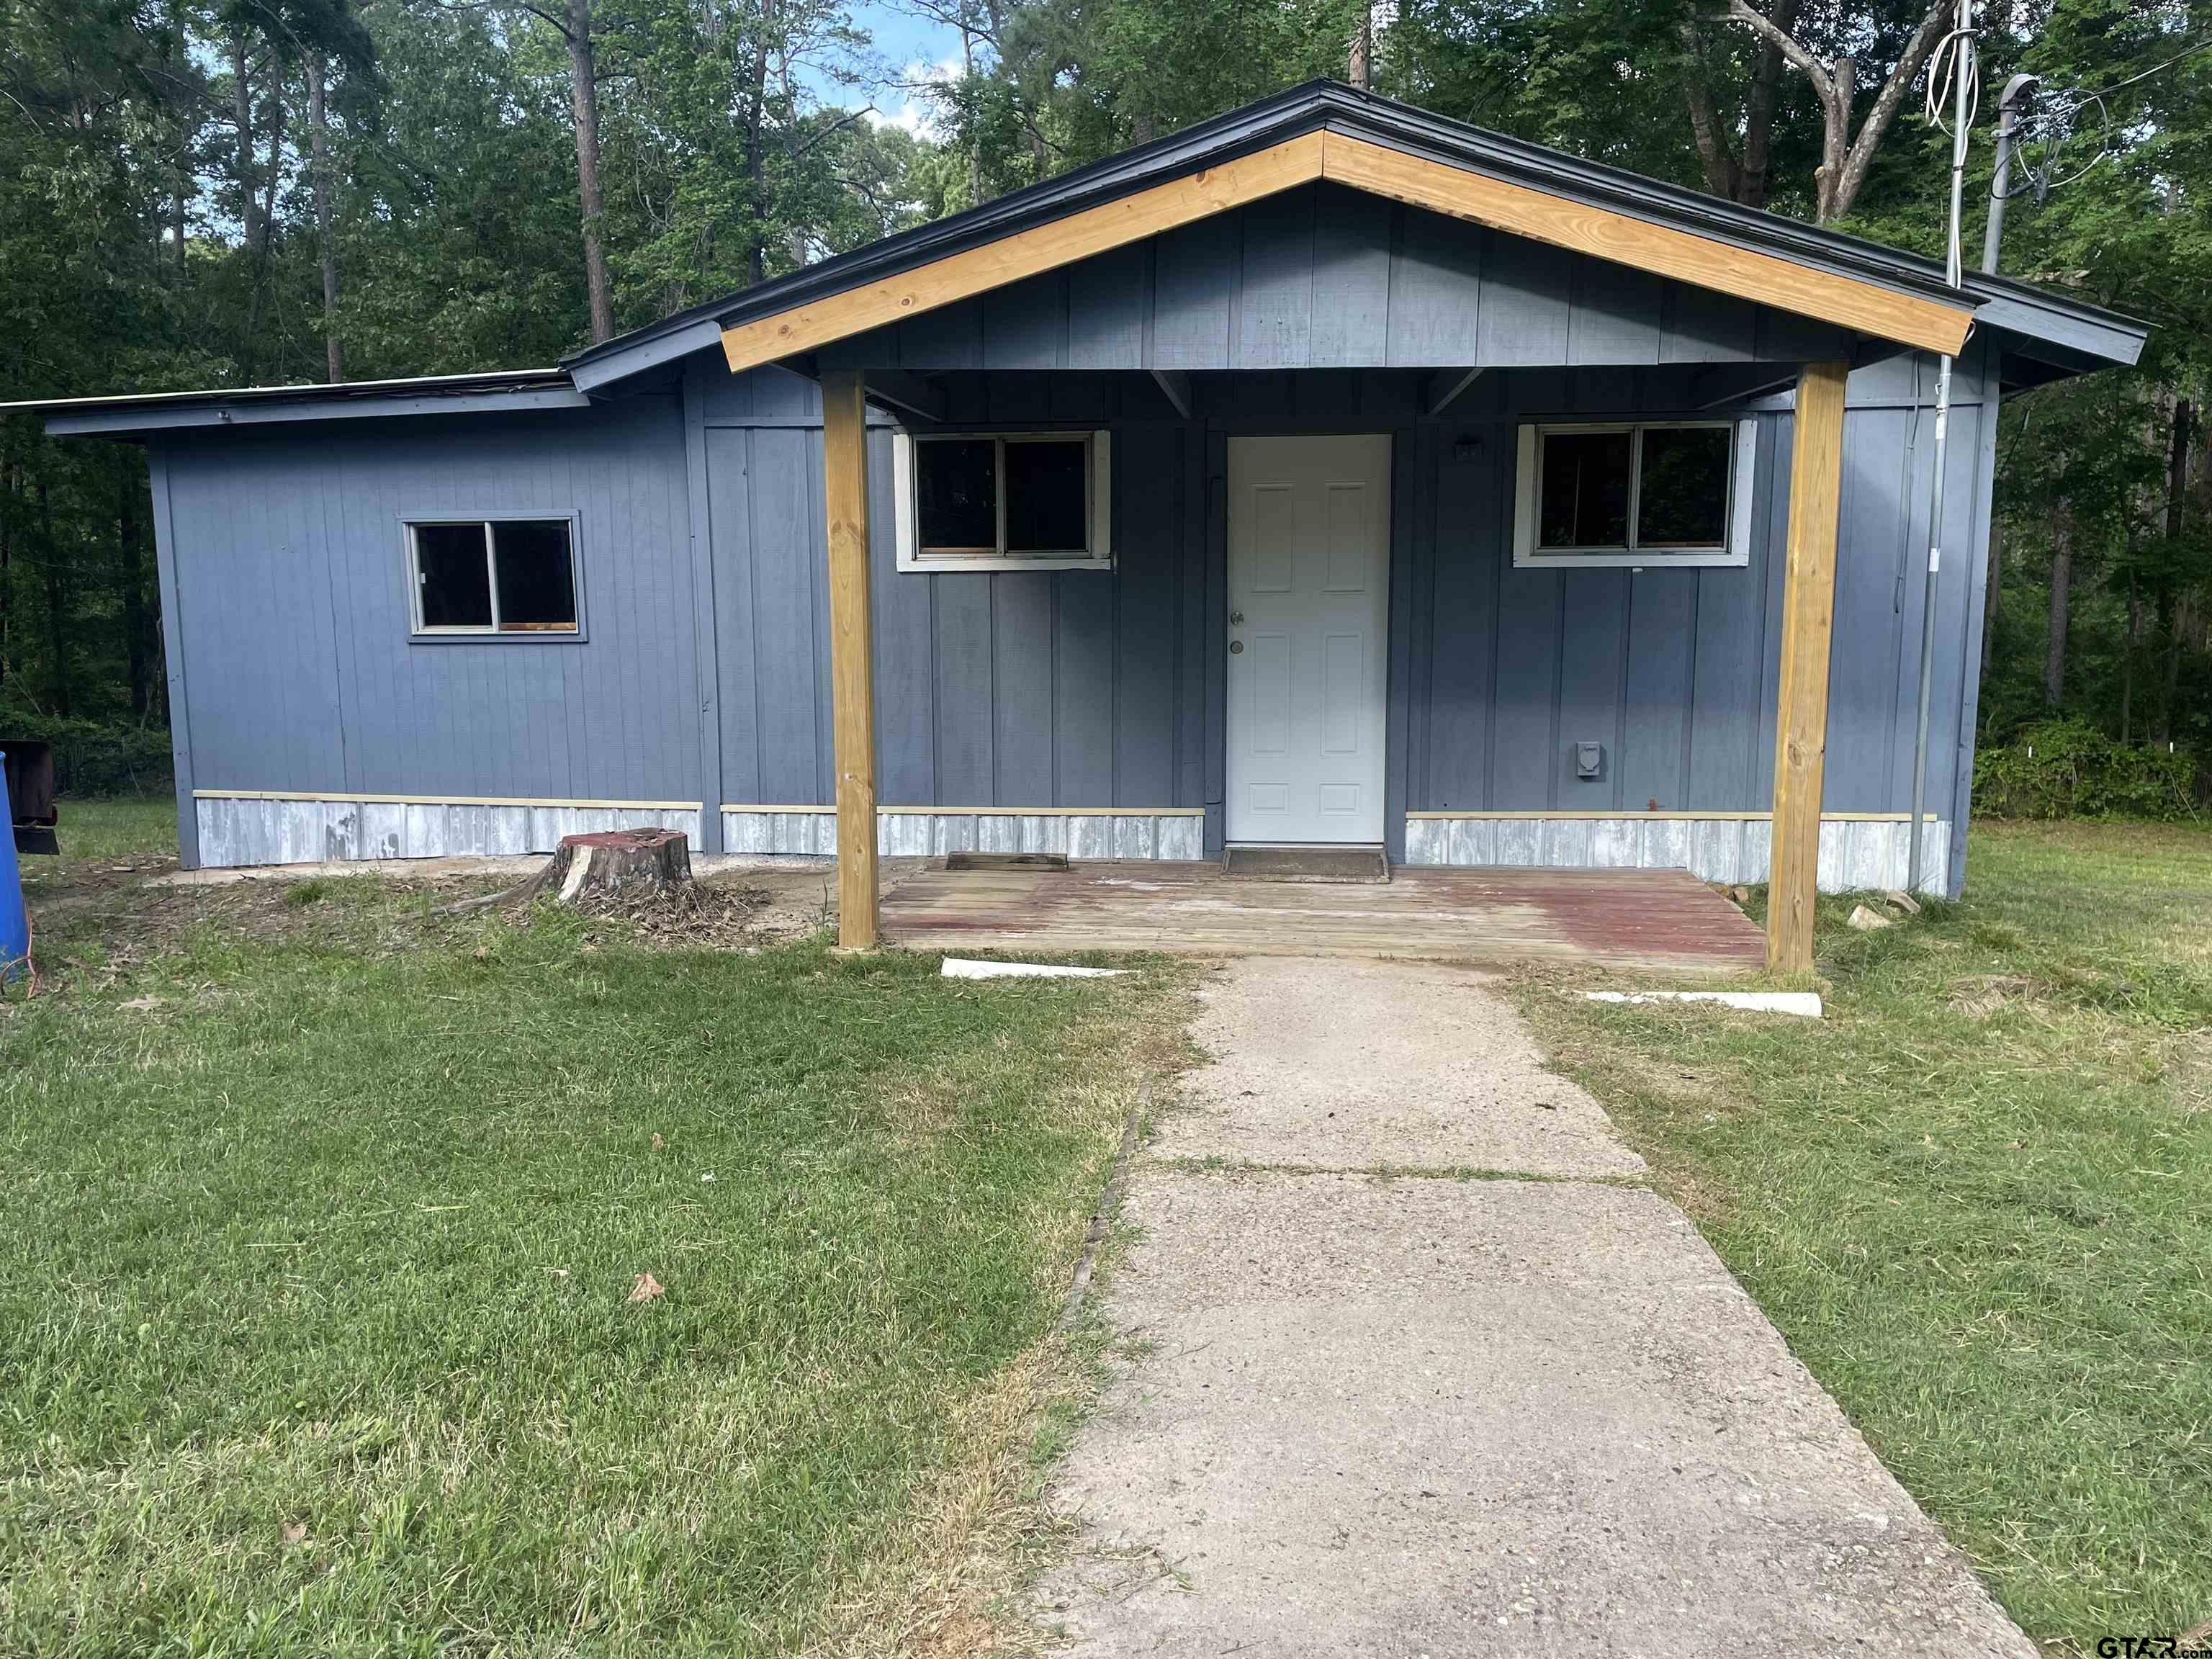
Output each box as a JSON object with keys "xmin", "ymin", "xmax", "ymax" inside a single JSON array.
[{"xmin": 531, "ymin": 828, "xmax": 693, "ymax": 906}]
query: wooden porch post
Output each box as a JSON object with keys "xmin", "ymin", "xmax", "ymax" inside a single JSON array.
[
  {"xmin": 1768, "ymin": 359, "xmax": 1849, "ymax": 976},
  {"xmin": 821, "ymin": 368, "xmax": 878, "ymax": 950}
]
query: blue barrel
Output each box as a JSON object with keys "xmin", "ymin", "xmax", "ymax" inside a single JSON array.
[{"xmin": 0, "ymin": 752, "xmax": 27, "ymax": 983}]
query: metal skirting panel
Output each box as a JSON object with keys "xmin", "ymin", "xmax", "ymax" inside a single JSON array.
[
  {"xmin": 194, "ymin": 796, "xmax": 704, "ymax": 868},
  {"xmin": 720, "ymin": 809, "xmax": 1206, "ymax": 861},
  {"xmin": 1401, "ymin": 816, "xmax": 1950, "ymax": 894}
]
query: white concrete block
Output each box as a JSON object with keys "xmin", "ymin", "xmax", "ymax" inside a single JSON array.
[{"xmin": 943, "ymin": 958, "xmax": 1128, "ymax": 980}]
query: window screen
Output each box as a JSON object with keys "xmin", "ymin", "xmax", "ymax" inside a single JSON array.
[
  {"xmin": 409, "ymin": 518, "xmax": 579, "ymax": 635},
  {"xmin": 1635, "ymin": 426, "xmax": 1732, "ymax": 547},
  {"xmin": 1003, "ymin": 439, "xmax": 1087, "ymax": 553},
  {"xmin": 491, "ymin": 520, "xmax": 578, "ymax": 630}
]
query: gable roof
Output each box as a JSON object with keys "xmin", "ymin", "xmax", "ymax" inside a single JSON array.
[
  {"xmin": 563, "ymin": 79, "xmax": 2143, "ymax": 392},
  {"xmin": 12, "ymin": 81, "xmax": 2146, "ymax": 438}
]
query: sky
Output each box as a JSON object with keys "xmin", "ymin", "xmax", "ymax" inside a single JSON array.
[{"xmin": 803, "ymin": 1, "xmax": 971, "ymax": 140}]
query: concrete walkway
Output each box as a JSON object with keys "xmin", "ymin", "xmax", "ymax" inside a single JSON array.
[{"xmin": 1036, "ymin": 958, "xmax": 2035, "ymax": 1657}]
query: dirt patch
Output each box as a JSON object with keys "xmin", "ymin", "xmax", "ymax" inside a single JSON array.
[
  {"xmin": 703, "ymin": 866, "xmax": 839, "ymax": 943},
  {"xmin": 8, "ymin": 859, "xmax": 846, "ymax": 1001},
  {"xmin": 512, "ymin": 877, "xmax": 782, "ymax": 950}
]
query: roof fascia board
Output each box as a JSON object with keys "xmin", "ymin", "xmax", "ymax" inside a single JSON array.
[
  {"xmin": 1971, "ymin": 290, "xmax": 2144, "ymax": 367},
  {"xmin": 1323, "ymin": 102, "xmax": 1953, "ymax": 296},
  {"xmin": 1336, "ymin": 95, "xmax": 2135, "ymax": 362},
  {"xmin": 719, "ymin": 130, "xmax": 1329, "ymax": 372},
  {"xmin": 567, "ymin": 318, "xmax": 728, "ymax": 393},
  {"xmin": 43, "ymin": 385, "xmax": 591, "ymax": 436},
  {"xmin": 4, "ymin": 368, "xmax": 565, "ymax": 414},
  {"xmin": 567, "ymin": 82, "xmax": 2131, "ymax": 392},
  {"xmin": 1315, "ymin": 130, "xmax": 1970, "ymax": 356}
]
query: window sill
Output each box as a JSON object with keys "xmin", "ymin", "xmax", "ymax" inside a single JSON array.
[
  {"xmin": 408, "ymin": 629, "xmax": 590, "ymax": 644},
  {"xmin": 1512, "ymin": 550, "xmax": 1747, "ymax": 571},
  {"xmin": 896, "ymin": 554, "xmax": 1114, "ymax": 575}
]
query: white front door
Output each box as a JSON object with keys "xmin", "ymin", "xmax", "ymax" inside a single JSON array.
[{"xmin": 1226, "ymin": 434, "xmax": 1392, "ymax": 845}]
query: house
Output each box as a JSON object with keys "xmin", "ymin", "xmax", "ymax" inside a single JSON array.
[{"xmin": 20, "ymin": 81, "xmax": 2144, "ymax": 971}]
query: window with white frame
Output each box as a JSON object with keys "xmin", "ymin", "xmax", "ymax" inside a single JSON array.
[
  {"xmin": 1512, "ymin": 420, "xmax": 1756, "ymax": 569},
  {"xmin": 893, "ymin": 430, "xmax": 1112, "ymax": 571},
  {"xmin": 406, "ymin": 516, "xmax": 581, "ymax": 636}
]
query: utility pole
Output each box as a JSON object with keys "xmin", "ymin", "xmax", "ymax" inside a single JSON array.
[
  {"xmin": 1906, "ymin": 0, "xmax": 1975, "ymax": 899},
  {"xmin": 1982, "ymin": 75, "xmax": 2038, "ymax": 274},
  {"xmin": 1970, "ymin": 75, "xmax": 2036, "ymax": 709}
]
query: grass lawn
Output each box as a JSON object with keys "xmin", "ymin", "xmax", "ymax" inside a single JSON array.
[
  {"xmin": 1515, "ymin": 819, "xmax": 2212, "ymax": 1654},
  {"xmin": 1, "ymin": 801, "xmax": 1190, "ymax": 1655}
]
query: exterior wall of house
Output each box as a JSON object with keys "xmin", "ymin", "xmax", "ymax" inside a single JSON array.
[
  {"xmin": 157, "ymin": 346, "xmax": 1997, "ymax": 896},
  {"xmin": 1401, "ymin": 346, "xmax": 1995, "ymax": 894},
  {"xmin": 694, "ymin": 367, "xmax": 1209, "ymax": 827},
  {"xmin": 151, "ymin": 392, "xmax": 708, "ymax": 871}
]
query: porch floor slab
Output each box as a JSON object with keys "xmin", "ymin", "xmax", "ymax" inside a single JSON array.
[{"xmin": 880, "ymin": 860, "xmax": 1766, "ymax": 974}]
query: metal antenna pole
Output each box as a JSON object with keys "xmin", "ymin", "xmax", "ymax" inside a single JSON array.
[
  {"xmin": 1907, "ymin": 0, "xmax": 1976, "ymax": 899},
  {"xmin": 1982, "ymin": 74, "xmax": 2038, "ymax": 274}
]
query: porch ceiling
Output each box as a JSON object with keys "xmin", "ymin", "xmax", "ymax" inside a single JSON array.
[{"xmin": 840, "ymin": 361, "xmax": 1812, "ymax": 428}]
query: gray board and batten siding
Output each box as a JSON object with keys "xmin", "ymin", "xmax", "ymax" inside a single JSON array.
[
  {"xmin": 153, "ymin": 195, "xmax": 1992, "ymax": 889},
  {"xmin": 154, "ymin": 391, "xmax": 707, "ymax": 872}
]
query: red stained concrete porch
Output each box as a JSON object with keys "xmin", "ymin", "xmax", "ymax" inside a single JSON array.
[{"xmin": 879, "ymin": 861, "xmax": 1766, "ymax": 974}]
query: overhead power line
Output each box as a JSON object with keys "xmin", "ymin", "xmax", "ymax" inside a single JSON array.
[
  {"xmin": 2040, "ymin": 31, "xmax": 2212, "ymax": 117},
  {"xmin": 1992, "ymin": 30, "xmax": 2212, "ymax": 201}
]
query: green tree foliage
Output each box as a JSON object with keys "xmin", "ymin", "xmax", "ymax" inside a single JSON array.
[
  {"xmin": 1964, "ymin": 1, "xmax": 2212, "ymax": 776},
  {"xmin": 1, "ymin": 0, "xmax": 2207, "ymax": 810},
  {"xmin": 0, "ymin": 0, "xmax": 922, "ymax": 766}
]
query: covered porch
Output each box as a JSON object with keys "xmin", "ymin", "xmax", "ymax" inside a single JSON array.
[{"xmin": 804, "ymin": 349, "xmax": 1861, "ymax": 976}]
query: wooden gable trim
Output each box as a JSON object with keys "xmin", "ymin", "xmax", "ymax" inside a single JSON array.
[
  {"xmin": 719, "ymin": 127, "xmax": 1973, "ymax": 374},
  {"xmin": 1318, "ymin": 135, "xmax": 1970, "ymax": 356},
  {"xmin": 721, "ymin": 132, "xmax": 1328, "ymax": 372}
]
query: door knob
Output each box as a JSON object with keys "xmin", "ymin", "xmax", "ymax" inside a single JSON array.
[
  {"xmin": 1230, "ymin": 640, "xmax": 1244, "ymax": 654},
  {"xmin": 1231, "ymin": 611, "xmax": 1245, "ymax": 624}
]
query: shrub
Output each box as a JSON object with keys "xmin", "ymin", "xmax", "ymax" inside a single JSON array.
[
  {"xmin": 1974, "ymin": 719, "xmax": 2200, "ymax": 822},
  {"xmin": 0, "ymin": 708, "xmax": 172, "ymax": 799}
]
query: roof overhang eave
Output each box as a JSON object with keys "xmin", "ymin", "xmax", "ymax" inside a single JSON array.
[{"xmin": 8, "ymin": 371, "xmax": 588, "ymax": 439}]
